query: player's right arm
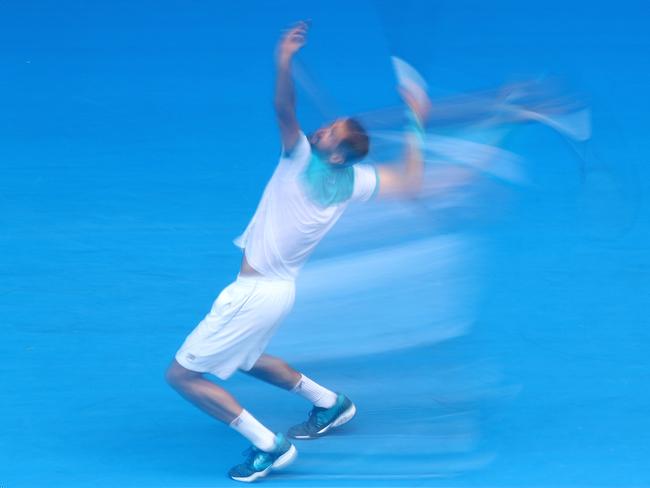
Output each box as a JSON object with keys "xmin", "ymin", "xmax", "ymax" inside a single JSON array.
[
  {"xmin": 375, "ymin": 88, "xmax": 431, "ymax": 198},
  {"xmin": 274, "ymin": 21, "xmax": 308, "ymax": 154}
]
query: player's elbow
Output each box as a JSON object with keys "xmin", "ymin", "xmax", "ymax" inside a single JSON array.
[
  {"xmin": 274, "ymin": 100, "xmax": 294, "ymax": 121},
  {"xmin": 377, "ymin": 166, "xmax": 422, "ymax": 198},
  {"xmin": 400, "ymin": 175, "xmax": 423, "ymax": 196},
  {"xmin": 380, "ymin": 178, "xmax": 422, "ymax": 199}
]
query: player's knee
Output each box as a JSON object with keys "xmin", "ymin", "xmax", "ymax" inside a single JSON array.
[
  {"xmin": 165, "ymin": 361, "xmax": 194, "ymax": 389},
  {"xmin": 164, "ymin": 364, "xmax": 180, "ymax": 388}
]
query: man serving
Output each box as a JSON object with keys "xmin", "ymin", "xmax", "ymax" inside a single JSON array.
[{"xmin": 166, "ymin": 20, "xmax": 430, "ymax": 483}]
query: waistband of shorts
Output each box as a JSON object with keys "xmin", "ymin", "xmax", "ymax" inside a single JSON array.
[{"xmin": 236, "ymin": 273, "xmax": 295, "ymax": 284}]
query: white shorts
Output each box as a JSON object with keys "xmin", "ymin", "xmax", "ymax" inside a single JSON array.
[{"xmin": 175, "ymin": 274, "xmax": 296, "ymax": 380}]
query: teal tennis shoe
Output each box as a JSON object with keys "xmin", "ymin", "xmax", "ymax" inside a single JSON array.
[
  {"xmin": 288, "ymin": 394, "xmax": 356, "ymax": 440},
  {"xmin": 228, "ymin": 433, "xmax": 297, "ymax": 483}
]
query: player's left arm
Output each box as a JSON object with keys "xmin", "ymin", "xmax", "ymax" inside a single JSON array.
[{"xmin": 375, "ymin": 90, "xmax": 431, "ymax": 198}]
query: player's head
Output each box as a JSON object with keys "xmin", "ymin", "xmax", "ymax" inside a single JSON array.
[{"xmin": 309, "ymin": 117, "xmax": 370, "ymax": 165}]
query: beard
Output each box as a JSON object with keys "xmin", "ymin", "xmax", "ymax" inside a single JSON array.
[{"xmin": 308, "ymin": 134, "xmax": 328, "ymax": 158}]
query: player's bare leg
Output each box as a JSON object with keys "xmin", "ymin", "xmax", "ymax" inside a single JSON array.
[
  {"xmin": 165, "ymin": 360, "xmax": 296, "ymax": 482},
  {"xmin": 166, "ymin": 359, "xmax": 243, "ymax": 422},
  {"xmin": 244, "ymin": 354, "xmax": 301, "ymax": 390}
]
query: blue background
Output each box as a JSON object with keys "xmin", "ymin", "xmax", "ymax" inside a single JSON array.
[{"xmin": 1, "ymin": 1, "xmax": 649, "ymax": 486}]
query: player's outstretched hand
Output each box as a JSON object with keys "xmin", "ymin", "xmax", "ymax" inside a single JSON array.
[
  {"xmin": 399, "ymin": 86, "xmax": 432, "ymax": 127},
  {"xmin": 392, "ymin": 57, "xmax": 432, "ymax": 125},
  {"xmin": 277, "ymin": 20, "xmax": 309, "ymax": 62}
]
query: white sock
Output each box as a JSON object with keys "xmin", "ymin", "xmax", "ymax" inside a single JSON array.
[
  {"xmin": 229, "ymin": 409, "xmax": 276, "ymax": 452},
  {"xmin": 291, "ymin": 374, "xmax": 337, "ymax": 408}
]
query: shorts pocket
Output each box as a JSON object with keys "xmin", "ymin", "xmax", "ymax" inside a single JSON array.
[
  {"xmin": 207, "ymin": 281, "xmax": 256, "ymax": 326},
  {"xmin": 211, "ymin": 284, "xmax": 236, "ymax": 313}
]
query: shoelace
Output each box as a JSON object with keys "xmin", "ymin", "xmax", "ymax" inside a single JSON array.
[
  {"xmin": 240, "ymin": 446, "xmax": 268, "ymax": 465},
  {"xmin": 241, "ymin": 446, "xmax": 258, "ymax": 457},
  {"xmin": 307, "ymin": 406, "xmax": 330, "ymax": 427}
]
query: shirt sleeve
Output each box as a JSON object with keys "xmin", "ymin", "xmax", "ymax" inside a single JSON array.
[{"xmin": 351, "ymin": 163, "xmax": 380, "ymax": 203}]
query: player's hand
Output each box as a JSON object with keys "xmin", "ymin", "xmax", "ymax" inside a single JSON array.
[
  {"xmin": 276, "ymin": 21, "xmax": 309, "ymax": 63},
  {"xmin": 399, "ymin": 86, "xmax": 431, "ymax": 126}
]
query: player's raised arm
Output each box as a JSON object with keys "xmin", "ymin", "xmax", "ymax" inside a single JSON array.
[
  {"xmin": 274, "ymin": 21, "xmax": 308, "ymax": 153},
  {"xmin": 376, "ymin": 89, "xmax": 431, "ymax": 198}
]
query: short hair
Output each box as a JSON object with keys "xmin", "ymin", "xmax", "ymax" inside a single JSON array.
[{"xmin": 339, "ymin": 118, "xmax": 370, "ymax": 163}]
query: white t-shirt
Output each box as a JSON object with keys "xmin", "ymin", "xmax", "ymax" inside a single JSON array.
[{"xmin": 234, "ymin": 132, "xmax": 379, "ymax": 280}]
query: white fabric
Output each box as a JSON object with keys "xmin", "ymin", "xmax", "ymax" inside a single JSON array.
[
  {"xmin": 175, "ymin": 275, "xmax": 295, "ymax": 379},
  {"xmin": 234, "ymin": 132, "xmax": 378, "ymax": 280},
  {"xmin": 230, "ymin": 409, "xmax": 277, "ymax": 451},
  {"xmin": 291, "ymin": 374, "xmax": 338, "ymax": 408},
  {"xmin": 352, "ymin": 163, "xmax": 379, "ymax": 202}
]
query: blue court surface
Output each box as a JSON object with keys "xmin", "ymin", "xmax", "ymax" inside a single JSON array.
[{"xmin": 2, "ymin": 1, "xmax": 649, "ymax": 487}]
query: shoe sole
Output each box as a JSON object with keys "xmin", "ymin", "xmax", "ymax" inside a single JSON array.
[
  {"xmin": 291, "ymin": 403, "xmax": 357, "ymax": 440},
  {"xmin": 230, "ymin": 444, "xmax": 298, "ymax": 483}
]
